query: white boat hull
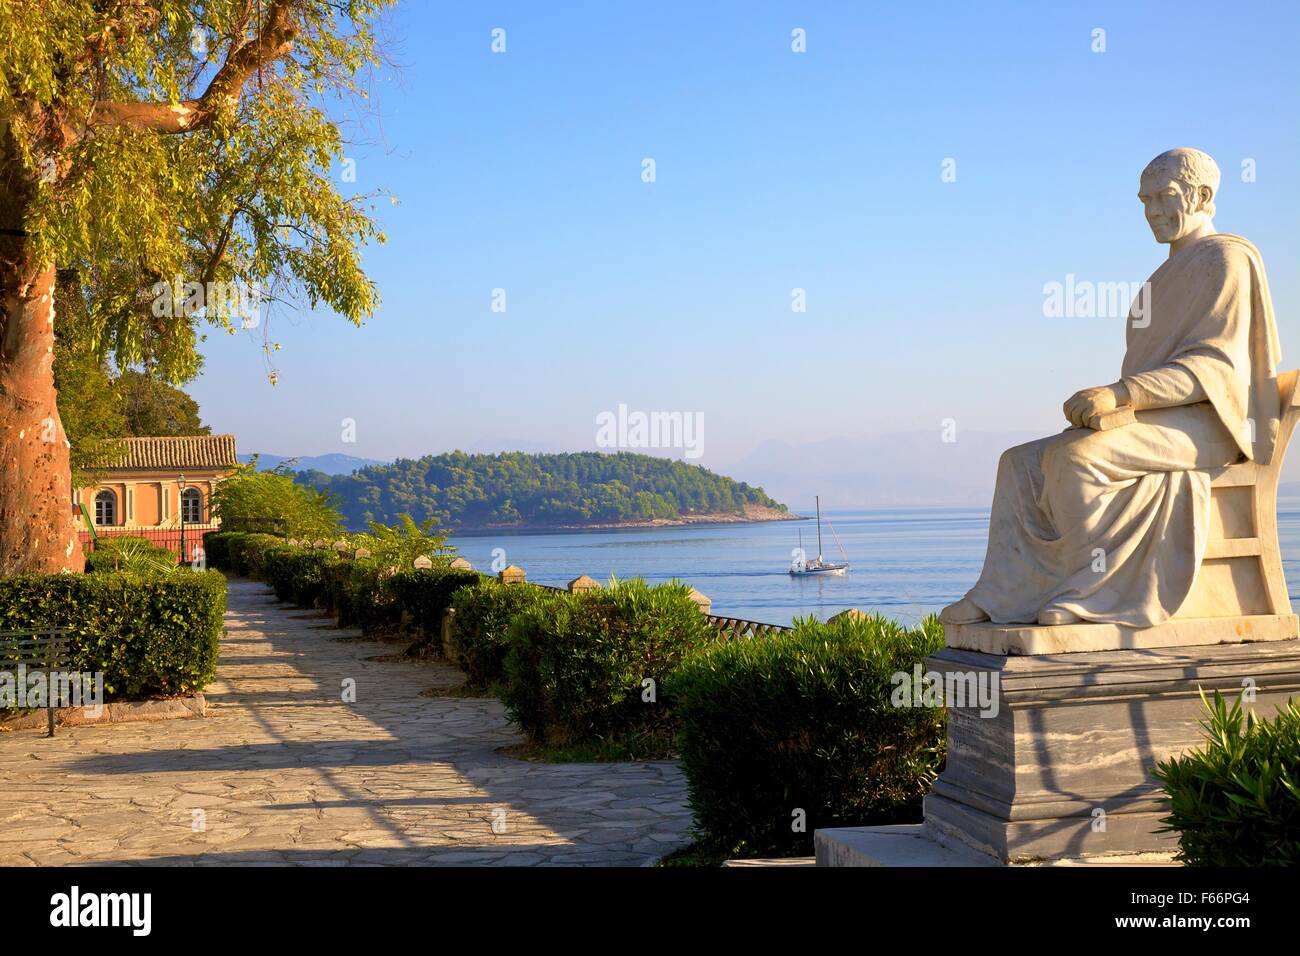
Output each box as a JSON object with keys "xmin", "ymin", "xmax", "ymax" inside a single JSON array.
[{"xmin": 790, "ymin": 563, "xmax": 849, "ymax": 576}]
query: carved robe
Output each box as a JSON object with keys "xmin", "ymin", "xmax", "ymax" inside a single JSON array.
[{"xmin": 963, "ymin": 234, "xmax": 1281, "ymax": 627}]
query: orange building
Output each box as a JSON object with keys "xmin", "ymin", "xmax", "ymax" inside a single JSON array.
[{"xmin": 74, "ymin": 435, "xmax": 239, "ymax": 559}]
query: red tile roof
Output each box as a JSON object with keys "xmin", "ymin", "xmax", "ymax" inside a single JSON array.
[{"xmin": 111, "ymin": 435, "xmax": 238, "ymax": 471}]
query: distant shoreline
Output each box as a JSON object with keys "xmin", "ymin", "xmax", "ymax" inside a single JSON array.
[{"xmin": 446, "ymin": 504, "xmax": 802, "ymax": 537}]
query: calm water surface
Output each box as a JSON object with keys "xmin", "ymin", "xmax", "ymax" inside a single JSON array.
[{"xmin": 449, "ymin": 502, "xmax": 1300, "ymax": 627}]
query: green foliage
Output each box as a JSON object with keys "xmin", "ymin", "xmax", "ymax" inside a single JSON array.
[
  {"xmin": 386, "ymin": 567, "xmax": 483, "ymax": 653},
  {"xmin": 501, "ymin": 578, "xmax": 716, "ymax": 749},
  {"xmin": 448, "ymin": 581, "xmax": 554, "ymax": 687},
  {"xmin": 53, "ymin": 284, "xmax": 126, "ymax": 488},
  {"xmin": 258, "ymin": 546, "xmax": 342, "ymax": 607},
  {"xmin": 84, "ymin": 537, "xmax": 177, "ymax": 575},
  {"xmin": 1153, "ymin": 690, "xmax": 1300, "ymax": 866},
  {"xmin": 210, "ymin": 465, "xmax": 342, "ymax": 538},
  {"xmin": 113, "ymin": 370, "xmax": 210, "ymax": 436},
  {"xmin": 327, "ymin": 558, "xmax": 386, "ymax": 631},
  {"xmin": 0, "ymin": 570, "xmax": 226, "ymax": 701},
  {"xmin": 298, "ymin": 451, "xmax": 788, "ymax": 530},
  {"xmin": 352, "ymin": 514, "xmax": 453, "ymax": 568},
  {"xmin": 201, "ymin": 531, "xmax": 284, "ymax": 577},
  {"xmin": 1, "ymin": 1, "xmax": 392, "ymax": 388},
  {"xmin": 668, "ymin": 613, "xmax": 947, "ymax": 857}
]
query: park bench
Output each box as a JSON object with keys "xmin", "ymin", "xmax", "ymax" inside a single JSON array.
[{"xmin": 0, "ymin": 628, "xmax": 73, "ymax": 737}]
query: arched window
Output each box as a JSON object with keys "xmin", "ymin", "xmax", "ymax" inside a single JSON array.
[
  {"xmin": 181, "ymin": 487, "xmax": 203, "ymax": 524},
  {"xmin": 94, "ymin": 489, "xmax": 118, "ymax": 526}
]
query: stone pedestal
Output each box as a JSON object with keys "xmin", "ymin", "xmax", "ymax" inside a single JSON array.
[{"xmin": 816, "ymin": 637, "xmax": 1300, "ymax": 866}]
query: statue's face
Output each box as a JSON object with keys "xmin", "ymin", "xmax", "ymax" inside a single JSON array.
[{"xmin": 1138, "ymin": 170, "xmax": 1209, "ymax": 244}]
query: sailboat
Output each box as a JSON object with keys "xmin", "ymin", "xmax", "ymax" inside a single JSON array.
[{"xmin": 790, "ymin": 496, "xmax": 849, "ymax": 575}]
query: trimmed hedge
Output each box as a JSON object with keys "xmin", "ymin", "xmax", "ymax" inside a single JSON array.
[
  {"xmin": 669, "ymin": 613, "xmax": 946, "ymax": 857},
  {"xmin": 202, "ymin": 531, "xmax": 284, "ymax": 577},
  {"xmin": 212, "ymin": 532, "xmax": 483, "ymax": 649},
  {"xmin": 448, "ymin": 580, "xmax": 552, "ymax": 686},
  {"xmin": 1153, "ymin": 690, "xmax": 1300, "ymax": 866},
  {"xmin": 259, "ymin": 546, "xmax": 343, "ymax": 607},
  {"xmin": 387, "ymin": 567, "xmax": 483, "ymax": 653},
  {"xmin": 502, "ymin": 578, "xmax": 715, "ymax": 746},
  {"xmin": 0, "ymin": 570, "xmax": 226, "ymax": 701}
]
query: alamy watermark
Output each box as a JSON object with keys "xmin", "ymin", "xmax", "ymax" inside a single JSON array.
[
  {"xmin": 1043, "ymin": 274, "xmax": 1151, "ymax": 327},
  {"xmin": 891, "ymin": 663, "xmax": 1000, "ymax": 718},
  {"xmin": 151, "ymin": 275, "xmax": 262, "ymax": 328},
  {"xmin": 595, "ymin": 404, "xmax": 704, "ymax": 460},
  {"xmin": 0, "ymin": 666, "xmax": 104, "ymax": 716}
]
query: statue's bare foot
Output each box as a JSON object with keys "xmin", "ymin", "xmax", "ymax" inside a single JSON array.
[
  {"xmin": 939, "ymin": 597, "xmax": 989, "ymax": 625},
  {"xmin": 1037, "ymin": 607, "xmax": 1082, "ymax": 626}
]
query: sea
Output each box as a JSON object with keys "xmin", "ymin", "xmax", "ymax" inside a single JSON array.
[{"xmin": 446, "ymin": 500, "xmax": 1300, "ymax": 628}]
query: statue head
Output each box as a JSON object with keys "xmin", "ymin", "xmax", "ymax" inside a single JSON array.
[{"xmin": 1138, "ymin": 148, "xmax": 1220, "ymax": 245}]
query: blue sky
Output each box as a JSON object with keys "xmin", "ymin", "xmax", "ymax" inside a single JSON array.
[{"xmin": 190, "ymin": 0, "xmax": 1300, "ymax": 473}]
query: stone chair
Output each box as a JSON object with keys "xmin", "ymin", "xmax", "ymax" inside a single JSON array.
[{"xmin": 946, "ymin": 369, "xmax": 1300, "ymax": 654}]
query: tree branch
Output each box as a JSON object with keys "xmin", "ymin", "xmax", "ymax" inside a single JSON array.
[{"xmin": 87, "ymin": 0, "xmax": 298, "ymax": 134}]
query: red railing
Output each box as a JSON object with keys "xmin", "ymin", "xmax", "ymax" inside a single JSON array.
[{"xmin": 79, "ymin": 526, "xmax": 219, "ymax": 562}]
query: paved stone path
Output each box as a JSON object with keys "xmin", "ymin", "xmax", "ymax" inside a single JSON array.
[{"xmin": 0, "ymin": 579, "xmax": 694, "ymax": 866}]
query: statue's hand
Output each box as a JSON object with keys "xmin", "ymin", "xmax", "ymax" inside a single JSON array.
[{"xmin": 1063, "ymin": 385, "xmax": 1122, "ymax": 428}]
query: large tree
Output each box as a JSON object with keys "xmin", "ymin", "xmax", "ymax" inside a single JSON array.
[
  {"xmin": 114, "ymin": 369, "xmax": 210, "ymax": 437},
  {"xmin": 0, "ymin": 0, "xmax": 390, "ymax": 574}
]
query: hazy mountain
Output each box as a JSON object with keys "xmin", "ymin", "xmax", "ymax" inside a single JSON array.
[
  {"xmin": 240, "ymin": 452, "xmax": 389, "ymax": 476},
  {"xmin": 724, "ymin": 430, "xmax": 1044, "ymax": 509}
]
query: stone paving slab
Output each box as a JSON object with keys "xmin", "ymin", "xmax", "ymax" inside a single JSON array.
[{"xmin": 0, "ymin": 579, "xmax": 694, "ymax": 866}]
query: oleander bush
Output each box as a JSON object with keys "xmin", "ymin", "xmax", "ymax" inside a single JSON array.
[
  {"xmin": 386, "ymin": 566, "xmax": 483, "ymax": 652},
  {"xmin": 447, "ymin": 580, "xmax": 552, "ymax": 686},
  {"xmin": 0, "ymin": 570, "xmax": 226, "ymax": 701},
  {"xmin": 669, "ymin": 612, "xmax": 946, "ymax": 857},
  {"xmin": 1153, "ymin": 690, "xmax": 1300, "ymax": 866},
  {"xmin": 501, "ymin": 578, "xmax": 716, "ymax": 749}
]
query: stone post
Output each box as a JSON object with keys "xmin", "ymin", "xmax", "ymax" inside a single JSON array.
[{"xmin": 829, "ymin": 608, "xmax": 867, "ymax": 624}]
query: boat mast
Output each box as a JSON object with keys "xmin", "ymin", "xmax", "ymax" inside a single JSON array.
[{"xmin": 816, "ymin": 495, "xmax": 823, "ymax": 561}]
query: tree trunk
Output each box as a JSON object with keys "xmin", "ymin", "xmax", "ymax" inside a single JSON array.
[{"xmin": 0, "ymin": 147, "xmax": 82, "ymax": 574}]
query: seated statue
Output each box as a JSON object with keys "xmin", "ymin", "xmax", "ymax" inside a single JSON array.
[{"xmin": 942, "ymin": 148, "xmax": 1283, "ymax": 628}]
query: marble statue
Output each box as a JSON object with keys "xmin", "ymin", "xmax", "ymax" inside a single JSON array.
[{"xmin": 941, "ymin": 148, "xmax": 1283, "ymax": 628}]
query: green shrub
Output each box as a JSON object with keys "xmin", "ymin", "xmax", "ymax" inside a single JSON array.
[
  {"xmin": 285, "ymin": 550, "xmax": 343, "ymax": 607},
  {"xmin": 448, "ymin": 580, "xmax": 550, "ymax": 685},
  {"xmin": 209, "ymin": 465, "xmax": 342, "ymax": 539},
  {"xmin": 258, "ymin": 545, "xmax": 342, "ymax": 607},
  {"xmin": 1153, "ymin": 690, "xmax": 1300, "ymax": 866},
  {"xmin": 200, "ymin": 530, "xmax": 242, "ymax": 571},
  {"xmin": 669, "ymin": 613, "xmax": 946, "ymax": 857},
  {"xmin": 259, "ymin": 546, "xmax": 301, "ymax": 603},
  {"xmin": 386, "ymin": 566, "xmax": 483, "ymax": 652},
  {"xmin": 502, "ymin": 578, "xmax": 715, "ymax": 747},
  {"xmin": 321, "ymin": 558, "xmax": 392, "ymax": 631},
  {"xmin": 0, "ymin": 570, "xmax": 226, "ymax": 701},
  {"xmin": 202, "ymin": 531, "xmax": 285, "ymax": 577},
  {"xmin": 90, "ymin": 535, "xmax": 165, "ymax": 553},
  {"xmin": 85, "ymin": 537, "xmax": 177, "ymax": 575}
]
